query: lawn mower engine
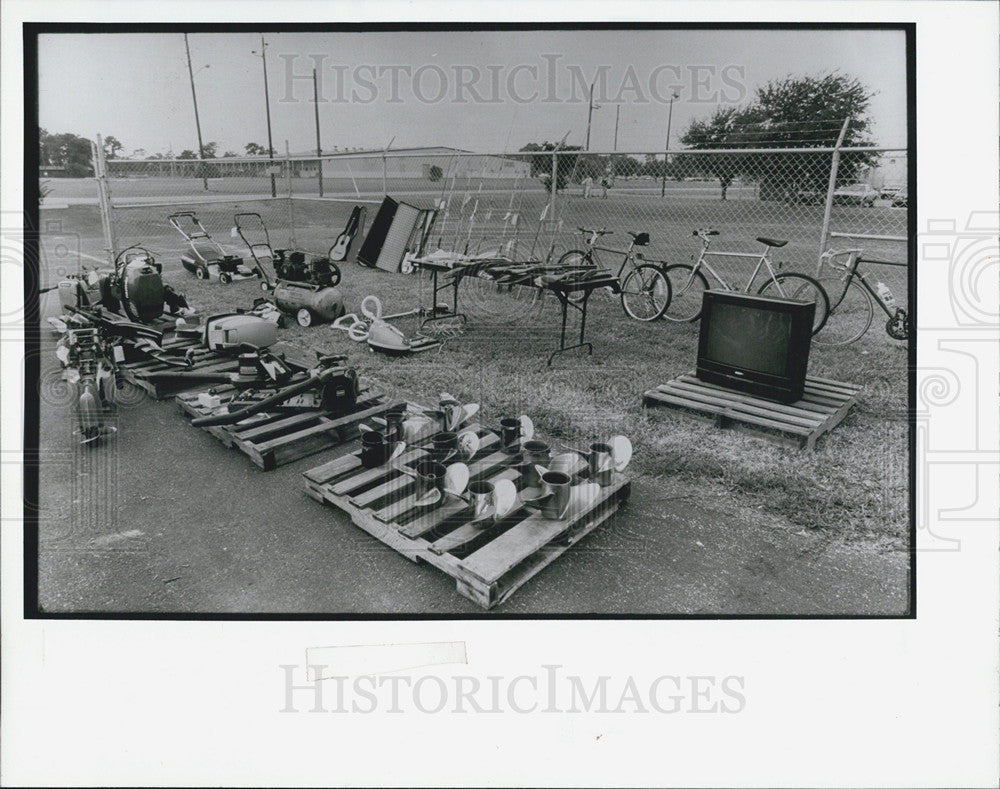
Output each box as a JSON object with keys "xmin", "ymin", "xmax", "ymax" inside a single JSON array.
[
  {"xmin": 181, "ymin": 251, "xmax": 246, "ymax": 277},
  {"xmin": 273, "ymin": 249, "xmax": 341, "ymax": 288}
]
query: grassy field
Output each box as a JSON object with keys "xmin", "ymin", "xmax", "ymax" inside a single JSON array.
[{"xmin": 39, "ymin": 197, "xmax": 910, "ymax": 548}]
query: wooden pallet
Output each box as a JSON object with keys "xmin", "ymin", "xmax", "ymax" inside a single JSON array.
[
  {"xmin": 643, "ymin": 372, "xmax": 859, "ymax": 450},
  {"xmin": 120, "ymin": 338, "xmax": 315, "ymax": 400},
  {"xmin": 118, "ymin": 336, "xmax": 239, "ymax": 399},
  {"xmin": 302, "ymin": 421, "xmax": 631, "ymax": 609},
  {"xmin": 177, "ymin": 387, "xmax": 406, "ymax": 471}
]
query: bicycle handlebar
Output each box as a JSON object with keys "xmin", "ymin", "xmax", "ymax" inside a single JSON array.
[
  {"xmin": 692, "ymin": 229, "xmax": 720, "ymax": 237},
  {"xmin": 577, "ymin": 227, "xmax": 613, "ymax": 236}
]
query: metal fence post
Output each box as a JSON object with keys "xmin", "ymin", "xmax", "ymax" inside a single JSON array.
[
  {"xmin": 92, "ymin": 134, "xmax": 118, "ymax": 265},
  {"xmin": 344, "ymin": 159, "xmax": 361, "ymax": 198},
  {"xmin": 285, "ymin": 140, "xmax": 297, "ymax": 249},
  {"xmin": 818, "ymin": 117, "xmax": 851, "ymax": 267},
  {"xmin": 313, "ymin": 68, "xmax": 324, "ymax": 198},
  {"xmin": 549, "ymin": 149, "xmax": 557, "ymax": 221}
]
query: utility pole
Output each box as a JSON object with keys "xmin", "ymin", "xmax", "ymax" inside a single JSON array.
[
  {"xmin": 584, "ymin": 82, "xmax": 595, "ymax": 151},
  {"xmin": 313, "ymin": 68, "xmax": 324, "ymax": 197},
  {"xmin": 183, "ymin": 34, "xmax": 208, "ymax": 191},
  {"xmin": 253, "ymin": 35, "xmax": 276, "ymax": 197}
]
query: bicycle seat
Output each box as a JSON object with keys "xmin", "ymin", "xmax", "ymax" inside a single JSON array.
[
  {"xmin": 628, "ymin": 232, "xmax": 650, "ymax": 246},
  {"xmin": 756, "ymin": 237, "xmax": 788, "ymax": 248}
]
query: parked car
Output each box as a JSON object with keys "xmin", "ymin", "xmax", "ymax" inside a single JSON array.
[
  {"xmin": 891, "ymin": 189, "xmax": 908, "ymax": 208},
  {"xmin": 786, "ymin": 188, "xmax": 825, "ymax": 205},
  {"xmin": 879, "ymin": 185, "xmax": 903, "ymax": 200},
  {"xmin": 833, "ymin": 184, "xmax": 878, "ymax": 207}
]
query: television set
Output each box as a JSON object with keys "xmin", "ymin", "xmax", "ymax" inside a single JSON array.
[{"xmin": 696, "ymin": 290, "xmax": 815, "ymax": 404}]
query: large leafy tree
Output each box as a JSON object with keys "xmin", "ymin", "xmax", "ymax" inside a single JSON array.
[
  {"xmin": 519, "ymin": 141, "xmax": 583, "ymax": 194},
  {"xmin": 680, "ymin": 106, "xmax": 762, "ymax": 200},
  {"xmin": 39, "ymin": 129, "xmax": 94, "ymax": 177},
  {"xmin": 680, "ymin": 72, "xmax": 879, "ymax": 200},
  {"xmin": 103, "ymin": 135, "xmax": 124, "ymax": 160}
]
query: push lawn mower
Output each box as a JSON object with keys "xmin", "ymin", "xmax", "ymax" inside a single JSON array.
[
  {"xmin": 169, "ymin": 211, "xmax": 265, "ymax": 284},
  {"xmin": 232, "ymin": 212, "xmax": 341, "ymax": 290}
]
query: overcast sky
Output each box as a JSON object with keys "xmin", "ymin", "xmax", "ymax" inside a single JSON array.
[{"xmin": 38, "ymin": 28, "xmax": 908, "ymax": 156}]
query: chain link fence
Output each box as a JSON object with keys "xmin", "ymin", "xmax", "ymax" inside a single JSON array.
[
  {"xmin": 98, "ymin": 144, "xmax": 908, "ymax": 310},
  {"xmin": 818, "ymin": 149, "xmax": 908, "ymax": 314}
]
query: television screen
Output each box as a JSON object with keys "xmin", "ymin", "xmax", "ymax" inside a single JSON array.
[
  {"xmin": 697, "ymin": 290, "xmax": 814, "ymax": 403},
  {"xmin": 703, "ymin": 302, "xmax": 793, "ymax": 377}
]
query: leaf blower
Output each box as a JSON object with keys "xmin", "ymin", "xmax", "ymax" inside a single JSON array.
[{"xmin": 52, "ymin": 245, "xmax": 190, "ymax": 325}]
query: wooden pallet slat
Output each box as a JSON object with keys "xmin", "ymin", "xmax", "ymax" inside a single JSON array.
[
  {"xmin": 672, "ymin": 375, "xmax": 838, "ymax": 418},
  {"xmin": 177, "ymin": 384, "xmax": 407, "ymax": 470},
  {"xmin": 302, "ymin": 417, "xmax": 631, "ymax": 609},
  {"xmin": 665, "ymin": 381, "xmax": 826, "ymax": 428},
  {"xmin": 121, "ymin": 350, "xmax": 241, "ymax": 399},
  {"xmin": 644, "ymin": 372, "xmax": 859, "ymax": 450}
]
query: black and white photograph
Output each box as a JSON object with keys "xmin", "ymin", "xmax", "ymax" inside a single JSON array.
[
  {"xmin": 3, "ymin": 1, "xmax": 998, "ymax": 787},
  {"xmin": 29, "ymin": 24, "xmax": 913, "ymax": 615}
]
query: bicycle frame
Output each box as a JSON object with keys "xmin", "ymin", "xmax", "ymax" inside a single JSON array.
[
  {"xmin": 691, "ymin": 235, "xmax": 783, "ymax": 293},
  {"xmin": 575, "ymin": 234, "xmax": 639, "ymax": 280},
  {"xmin": 821, "ymin": 249, "xmax": 897, "ymax": 318}
]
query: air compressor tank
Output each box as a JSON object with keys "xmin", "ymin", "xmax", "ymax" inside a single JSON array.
[{"xmin": 272, "ymin": 280, "xmax": 345, "ymax": 327}]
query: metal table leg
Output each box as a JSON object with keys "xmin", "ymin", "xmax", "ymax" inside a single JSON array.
[
  {"xmin": 420, "ymin": 267, "xmax": 468, "ymax": 332},
  {"xmin": 547, "ymin": 287, "xmax": 594, "ymax": 365}
]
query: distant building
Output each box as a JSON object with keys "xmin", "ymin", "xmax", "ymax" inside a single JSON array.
[{"xmin": 290, "ymin": 146, "xmax": 530, "ymax": 179}]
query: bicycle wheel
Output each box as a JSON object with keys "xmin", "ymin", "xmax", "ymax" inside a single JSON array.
[
  {"xmin": 557, "ymin": 250, "xmax": 593, "ymax": 303},
  {"xmin": 662, "ymin": 264, "xmax": 709, "ymax": 322},
  {"xmin": 812, "ymin": 277, "xmax": 874, "ymax": 346},
  {"xmin": 620, "ymin": 264, "xmax": 672, "ymax": 321},
  {"xmin": 758, "ymin": 273, "xmax": 830, "ymax": 334}
]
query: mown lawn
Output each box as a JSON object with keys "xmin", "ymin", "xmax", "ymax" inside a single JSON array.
[{"xmin": 41, "ymin": 200, "xmax": 910, "ymax": 549}]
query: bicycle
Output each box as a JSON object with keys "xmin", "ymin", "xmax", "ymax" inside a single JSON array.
[
  {"xmin": 556, "ymin": 227, "xmax": 672, "ymax": 321},
  {"xmin": 662, "ymin": 229, "xmax": 830, "ymax": 334},
  {"xmin": 812, "ymin": 248, "xmax": 909, "ymax": 345}
]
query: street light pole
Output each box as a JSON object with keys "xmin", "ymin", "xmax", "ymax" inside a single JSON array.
[
  {"xmin": 660, "ymin": 91, "xmax": 680, "ymax": 198},
  {"xmin": 183, "ymin": 34, "xmax": 208, "ymax": 191},
  {"xmin": 254, "ymin": 35, "xmax": 276, "ymax": 198}
]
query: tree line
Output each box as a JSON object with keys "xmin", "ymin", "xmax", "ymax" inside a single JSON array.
[
  {"xmin": 518, "ymin": 73, "xmax": 881, "ymax": 200},
  {"xmin": 38, "ymin": 129, "xmax": 276, "ymax": 176}
]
